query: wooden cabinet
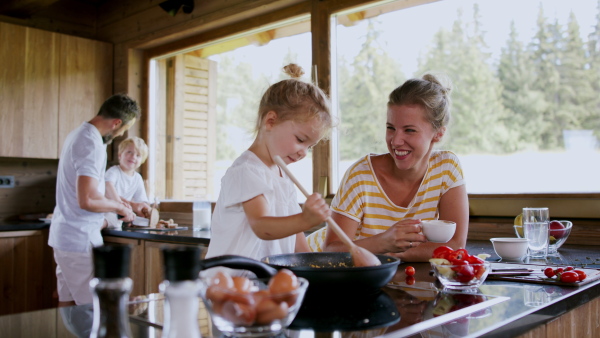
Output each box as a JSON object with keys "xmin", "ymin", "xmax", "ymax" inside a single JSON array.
[
  {"xmin": 0, "ymin": 230, "xmax": 56, "ymax": 316},
  {"xmin": 103, "ymin": 235, "xmax": 207, "ymax": 297},
  {"xmin": 102, "ymin": 236, "xmax": 145, "ymax": 298},
  {"xmin": 0, "ymin": 22, "xmax": 112, "ymax": 159}
]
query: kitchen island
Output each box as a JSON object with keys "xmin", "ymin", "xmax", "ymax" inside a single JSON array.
[
  {"xmin": 2, "ymin": 222, "xmax": 599, "ymax": 337},
  {"xmin": 0, "ymin": 249, "xmax": 599, "ymax": 337}
]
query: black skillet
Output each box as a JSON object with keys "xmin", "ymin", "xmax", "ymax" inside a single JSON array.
[{"xmin": 199, "ymin": 252, "xmax": 400, "ymax": 293}]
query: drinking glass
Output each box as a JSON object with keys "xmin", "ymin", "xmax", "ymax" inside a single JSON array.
[
  {"xmin": 522, "ymin": 207, "xmax": 549, "ymax": 258},
  {"xmin": 192, "ymin": 200, "xmax": 212, "ymax": 231}
]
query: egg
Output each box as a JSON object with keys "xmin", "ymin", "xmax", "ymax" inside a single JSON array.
[
  {"xmin": 211, "ymin": 271, "xmax": 234, "ymax": 289},
  {"xmin": 255, "ymin": 298, "xmax": 288, "ymax": 325},
  {"xmin": 232, "ymin": 276, "xmax": 252, "ymax": 293},
  {"xmin": 220, "ymin": 300, "xmax": 256, "ymax": 326},
  {"xmin": 268, "ymin": 269, "xmax": 299, "ymax": 295}
]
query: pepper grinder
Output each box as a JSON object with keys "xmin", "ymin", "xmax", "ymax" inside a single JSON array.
[
  {"xmin": 160, "ymin": 246, "xmax": 202, "ymax": 338},
  {"xmin": 90, "ymin": 244, "xmax": 133, "ymax": 338}
]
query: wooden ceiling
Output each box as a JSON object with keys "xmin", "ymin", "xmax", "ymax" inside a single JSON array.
[{"xmin": 0, "ymin": 0, "xmax": 105, "ymax": 19}]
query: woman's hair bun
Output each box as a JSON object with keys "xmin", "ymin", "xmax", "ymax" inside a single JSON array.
[
  {"xmin": 283, "ymin": 64, "xmax": 305, "ymax": 79},
  {"xmin": 422, "ymin": 73, "xmax": 452, "ymax": 94}
]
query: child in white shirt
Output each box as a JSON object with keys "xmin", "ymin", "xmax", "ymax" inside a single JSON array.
[
  {"xmin": 206, "ymin": 64, "xmax": 333, "ymax": 260},
  {"xmin": 104, "ymin": 137, "xmax": 151, "ymax": 228}
]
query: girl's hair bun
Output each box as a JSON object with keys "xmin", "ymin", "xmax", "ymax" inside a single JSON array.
[{"xmin": 283, "ymin": 64, "xmax": 305, "ymax": 79}]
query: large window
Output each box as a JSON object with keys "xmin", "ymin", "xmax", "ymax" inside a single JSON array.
[
  {"xmin": 333, "ymin": 0, "xmax": 600, "ymax": 194},
  {"xmin": 147, "ymin": 18, "xmax": 313, "ymax": 202}
]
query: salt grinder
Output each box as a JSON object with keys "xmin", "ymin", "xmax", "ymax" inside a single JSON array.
[
  {"xmin": 90, "ymin": 244, "xmax": 133, "ymax": 338},
  {"xmin": 160, "ymin": 246, "xmax": 202, "ymax": 338}
]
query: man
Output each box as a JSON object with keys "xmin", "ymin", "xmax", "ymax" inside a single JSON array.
[{"xmin": 49, "ymin": 94, "xmax": 141, "ymax": 306}]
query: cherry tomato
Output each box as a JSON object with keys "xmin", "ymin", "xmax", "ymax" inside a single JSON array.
[
  {"xmin": 451, "ymin": 260, "xmax": 475, "ymax": 282},
  {"xmin": 555, "ymin": 267, "xmax": 564, "ymax": 275},
  {"xmin": 448, "ymin": 249, "xmax": 469, "ymax": 262},
  {"xmin": 574, "ymin": 270, "xmax": 587, "ymax": 282},
  {"xmin": 565, "ymin": 266, "xmax": 574, "ymax": 271},
  {"xmin": 560, "ymin": 271, "xmax": 579, "ymax": 283},
  {"xmin": 544, "ymin": 267, "xmax": 556, "ymax": 278},
  {"xmin": 432, "ymin": 246, "xmax": 453, "ymax": 259},
  {"xmin": 405, "ymin": 266, "xmax": 416, "ymax": 277},
  {"xmin": 466, "ymin": 255, "xmax": 486, "ymax": 279},
  {"xmin": 405, "ymin": 276, "xmax": 416, "ymax": 285}
]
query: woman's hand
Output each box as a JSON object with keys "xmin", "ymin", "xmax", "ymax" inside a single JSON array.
[
  {"xmin": 301, "ymin": 193, "xmax": 331, "ymax": 228},
  {"xmin": 377, "ymin": 219, "xmax": 427, "ymax": 253}
]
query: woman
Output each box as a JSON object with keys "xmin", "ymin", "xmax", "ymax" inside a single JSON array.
[{"xmin": 308, "ymin": 73, "xmax": 468, "ymax": 262}]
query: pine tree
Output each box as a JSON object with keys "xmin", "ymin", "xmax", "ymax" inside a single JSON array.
[
  {"xmin": 497, "ymin": 21, "xmax": 548, "ymax": 151},
  {"xmin": 338, "ymin": 19, "xmax": 405, "ymax": 160},
  {"xmin": 417, "ymin": 6, "xmax": 512, "ymax": 154},
  {"xmin": 559, "ymin": 12, "xmax": 596, "ymax": 132}
]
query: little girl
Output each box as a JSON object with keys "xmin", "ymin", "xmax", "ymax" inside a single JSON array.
[
  {"xmin": 104, "ymin": 136, "xmax": 151, "ymax": 228},
  {"xmin": 206, "ymin": 64, "xmax": 333, "ymax": 260}
]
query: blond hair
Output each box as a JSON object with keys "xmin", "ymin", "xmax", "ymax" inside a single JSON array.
[
  {"xmin": 118, "ymin": 137, "xmax": 148, "ymax": 164},
  {"xmin": 388, "ymin": 73, "xmax": 452, "ymax": 131},
  {"xmin": 255, "ymin": 64, "xmax": 332, "ymax": 138}
]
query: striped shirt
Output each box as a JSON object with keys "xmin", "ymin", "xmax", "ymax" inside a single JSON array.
[{"xmin": 308, "ymin": 150, "xmax": 465, "ymax": 252}]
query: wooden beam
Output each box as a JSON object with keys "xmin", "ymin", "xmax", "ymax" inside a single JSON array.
[
  {"xmin": 144, "ymin": 2, "xmax": 310, "ymax": 59},
  {"xmin": 311, "ymin": 0, "xmax": 333, "ymax": 196}
]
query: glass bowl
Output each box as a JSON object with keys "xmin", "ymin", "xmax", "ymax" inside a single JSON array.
[
  {"xmin": 514, "ymin": 220, "xmax": 572, "ymax": 255},
  {"xmin": 199, "ymin": 276, "xmax": 308, "ymax": 337},
  {"xmin": 430, "ymin": 261, "xmax": 490, "ymax": 290}
]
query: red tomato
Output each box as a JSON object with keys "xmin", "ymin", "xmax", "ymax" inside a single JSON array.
[
  {"xmin": 574, "ymin": 270, "xmax": 587, "ymax": 282},
  {"xmin": 466, "ymin": 255, "xmax": 486, "ymax": 279},
  {"xmin": 432, "ymin": 246, "xmax": 453, "ymax": 259},
  {"xmin": 560, "ymin": 271, "xmax": 579, "ymax": 283},
  {"xmin": 555, "ymin": 267, "xmax": 564, "ymax": 274},
  {"xmin": 544, "ymin": 267, "xmax": 556, "ymax": 278},
  {"xmin": 405, "ymin": 276, "xmax": 416, "ymax": 285},
  {"xmin": 451, "ymin": 260, "xmax": 475, "ymax": 282},
  {"xmin": 405, "ymin": 266, "xmax": 416, "ymax": 277},
  {"xmin": 448, "ymin": 249, "xmax": 469, "ymax": 262},
  {"xmin": 565, "ymin": 266, "xmax": 574, "ymax": 271}
]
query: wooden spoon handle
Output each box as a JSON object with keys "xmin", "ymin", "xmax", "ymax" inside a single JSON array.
[{"xmin": 273, "ymin": 156, "xmax": 356, "ymax": 248}]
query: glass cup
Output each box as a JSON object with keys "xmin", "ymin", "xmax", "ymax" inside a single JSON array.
[
  {"xmin": 522, "ymin": 207, "xmax": 549, "ymax": 258},
  {"xmin": 193, "ymin": 201, "xmax": 211, "ymax": 231}
]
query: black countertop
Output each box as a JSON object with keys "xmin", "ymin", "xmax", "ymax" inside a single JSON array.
[
  {"xmin": 1, "ymin": 256, "xmax": 598, "ymax": 337},
  {"xmin": 1, "ymin": 227, "xmax": 600, "ymax": 337}
]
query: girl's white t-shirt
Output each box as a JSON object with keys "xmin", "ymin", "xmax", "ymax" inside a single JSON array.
[{"xmin": 205, "ymin": 150, "xmax": 300, "ymax": 260}]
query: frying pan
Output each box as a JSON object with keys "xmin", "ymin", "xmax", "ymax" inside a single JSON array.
[{"xmin": 199, "ymin": 252, "xmax": 400, "ymax": 293}]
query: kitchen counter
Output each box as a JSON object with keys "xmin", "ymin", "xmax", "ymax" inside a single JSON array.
[
  {"xmin": 1, "ymin": 241, "xmax": 599, "ymax": 337},
  {"xmin": 102, "ymin": 227, "xmax": 211, "ymax": 246}
]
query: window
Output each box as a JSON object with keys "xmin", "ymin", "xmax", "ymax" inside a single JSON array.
[
  {"xmin": 332, "ymin": 0, "xmax": 600, "ymax": 195},
  {"xmin": 147, "ymin": 18, "xmax": 313, "ymax": 202}
]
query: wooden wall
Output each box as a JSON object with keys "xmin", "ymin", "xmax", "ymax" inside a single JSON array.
[{"xmin": 0, "ymin": 158, "xmax": 57, "ymax": 222}]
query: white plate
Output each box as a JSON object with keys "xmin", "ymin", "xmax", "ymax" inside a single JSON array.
[
  {"xmin": 39, "ymin": 218, "xmax": 52, "ymax": 223},
  {"xmin": 132, "ymin": 217, "xmax": 149, "ymax": 227}
]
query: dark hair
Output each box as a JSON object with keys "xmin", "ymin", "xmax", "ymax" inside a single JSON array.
[
  {"xmin": 255, "ymin": 64, "xmax": 332, "ymax": 137},
  {"xmin": 388, "ymin": 73, "xmax": 452, "ymax": 131},
  {"xmin": 97, "ymin": 94, "xmax": 141, "ymax": 126}
]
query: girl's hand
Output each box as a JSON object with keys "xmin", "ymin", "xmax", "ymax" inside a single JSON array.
[
  {"xmin": 377, "ymin": 219, "xmax": 427, "ymax": 253},
  {"xmin": 301, "ymin": 193, "xmax": 331, "ymax": 228}
]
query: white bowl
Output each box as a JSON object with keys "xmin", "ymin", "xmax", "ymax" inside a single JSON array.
[
  {"xmin": 490, "ymin": 238, "xmax": 529, "ymax": 260},
  {"xmin": 422, "ymin": 220, "xmax": 456, "ymax": 243}
]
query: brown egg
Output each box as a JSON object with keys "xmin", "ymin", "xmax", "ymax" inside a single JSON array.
[
  {"xmin": 220, "ymin": 300, "xmax": 257, "ymax": 326},
  {"xmin": 268, "ymin": 269, "xmax": 299, "ymax": 295},
  {"xmin": 211, "ymin": 271, "xmax": 234, "ymax": 289},
  {"xmin": 206, "ymin": 285, "xmax": 229, "ymax": 303},
  {"xmin": 232, "ymin": 276, "xmax": 252, "ymax": 293},
  {"xmin": 255, "ymin": 298, "xmax": 288, "ymax": 325}
]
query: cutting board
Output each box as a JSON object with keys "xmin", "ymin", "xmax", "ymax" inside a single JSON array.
[
  {"xmin": 122, "ymin": 226, "xmax": 188, "ymax": 231},
  {"xmin": 487, "ymin": 262, "xmax": 600, "ymax": 287}
]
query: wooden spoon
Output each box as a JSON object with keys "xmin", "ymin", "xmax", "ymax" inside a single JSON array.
[{"xmin": 273, "ymin": 155, "xmax": 381, "ymax": 267}]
